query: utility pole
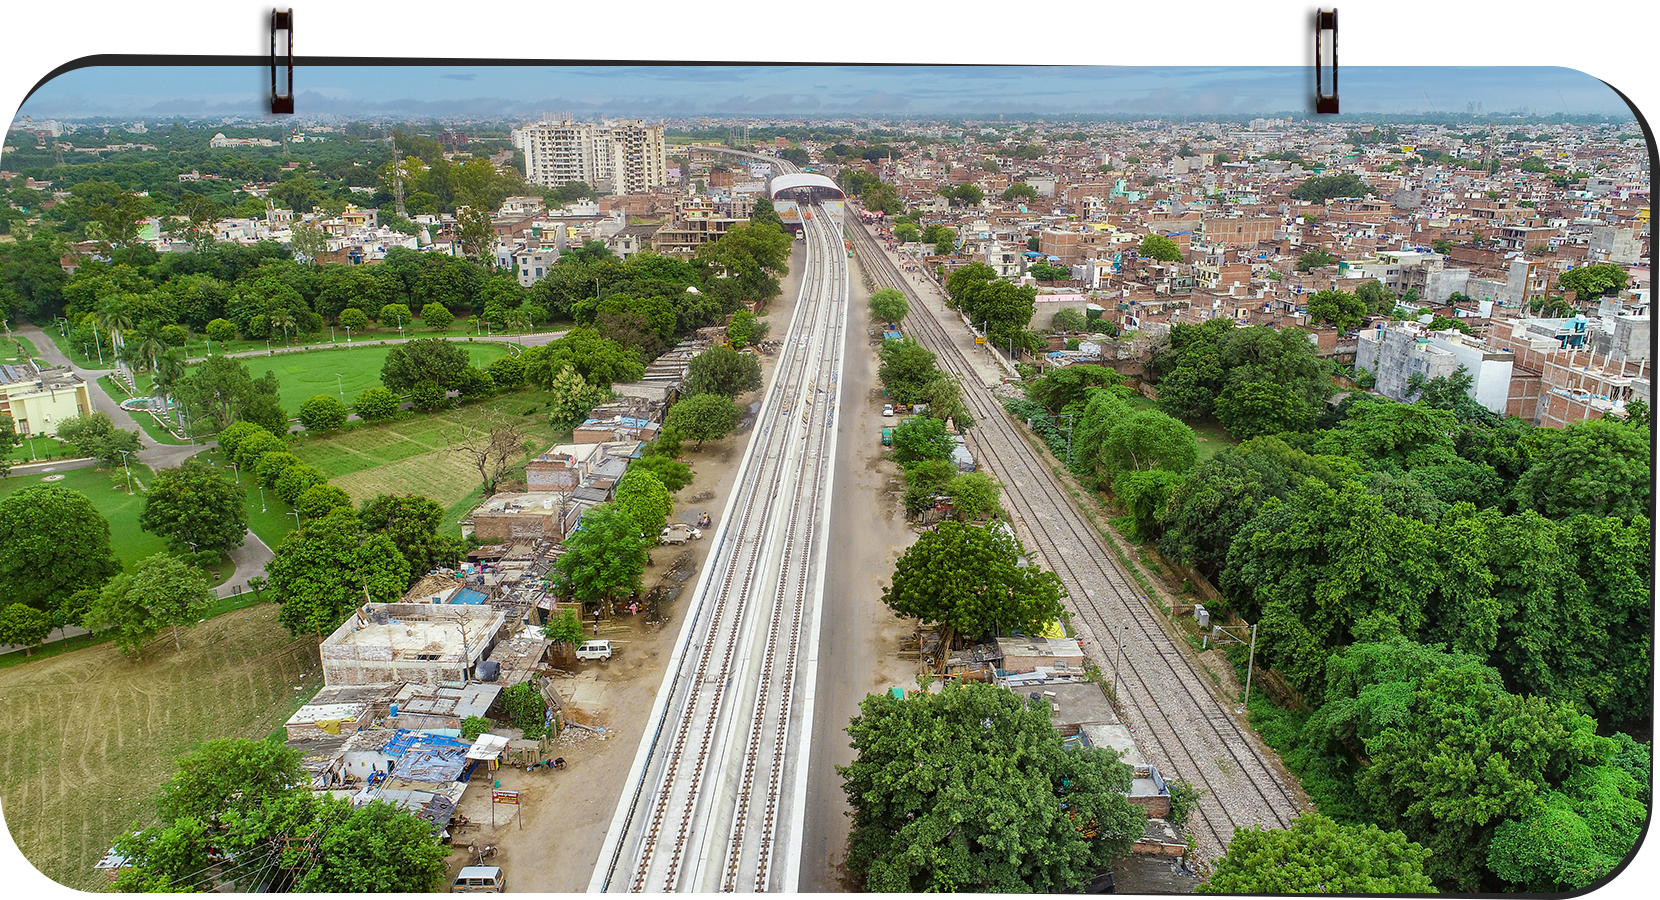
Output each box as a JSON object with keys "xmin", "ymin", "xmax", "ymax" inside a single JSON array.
[
  {"xmin": 1208, "ymin": 622, "xmax": 1259, "ymax": 713},
  {"xmin": 391, "ymin": 131, "xmax": 407, "ymax": 219}
]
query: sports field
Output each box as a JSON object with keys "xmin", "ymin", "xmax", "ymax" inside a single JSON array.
[{"xmin": 0, "ymin": 605, "xmax": 322, "ymax": 891}]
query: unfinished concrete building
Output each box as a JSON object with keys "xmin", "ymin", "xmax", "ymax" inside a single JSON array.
[{"xmin": 320, "ymin": 603, "xmax": 505, "ymax": 686}]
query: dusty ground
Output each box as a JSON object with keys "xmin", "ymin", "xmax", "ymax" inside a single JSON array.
[{"xmin": 440, "ymin": 245, "xmax": 809, "ymax": 893}]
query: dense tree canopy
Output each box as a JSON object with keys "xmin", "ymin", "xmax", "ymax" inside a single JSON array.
[
  {"xmin": 1199, "ymin": 814, "xmax": 1436, "ymax": 894},
  {"xmin": 883, "ymin": 520, "xmax": 1065, "ymax": 646},
  {"xmin": 683, "ymin": 345, "xmax": 762, "ymax": 399},
  {"xmin": 379, "ymin": 337, "xmax": 469, "ymax": 393},
  {"xmin": 140, "ymin": 459, "xmax": 249, "ymax": 553},
  {"xmin": 1514, "ymin": 417, "xmax": 1650, "ymax": 520},
  {"xmin": 663, "ymin": 392, "xmax": 742, "ymax": 450},
  {"xmin": 552, "ymin": 503, "xmax": 649, "ymax": 615},
  {"xmin": 0, "ymin": 484, "xmax": 123, "ymax": 612},
  {"xmin": 266, "ymin": 509, "xmax": 408, "ymax": 637},
  {"xmin": 840, "ymin": 682, "xmax": 1143, "ymax": 892},
  {"xmin": 877, "ymin": 337, "xmax": 939, "ymax": 407},
  {"xmin": 357, "ymin": 493, "xmax": 461, "ymax": 587}
]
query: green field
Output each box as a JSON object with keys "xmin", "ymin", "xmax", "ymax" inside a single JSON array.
[
  {"xmin": 289, "ymin": 390, "xmax": 570, "ymax": 518},
  {"xmin": 236, "ymin": 341, "xmax": 513, "ymax": 411},
  {"xmin": 0, "ymin": 464, "xmax": 170, "ymax": 570}
]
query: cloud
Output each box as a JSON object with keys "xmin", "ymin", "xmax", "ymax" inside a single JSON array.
[{"xmin": 440, "ymin": 74, "xmax": 476, "ymax": 82}]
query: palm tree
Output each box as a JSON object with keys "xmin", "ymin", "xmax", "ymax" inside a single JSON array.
[
  {"xmin": 129, "ymin": 320, "xmax": 169, "ymax": 373},
  {"xmin": 152, "ymin": 349, "xmax": 187, "ymax": 427},
  {"xmin": 94, "ymin": 295, "xmax": 134, "ymax": 368},
  {"xmin": 268, "ymin": 308, "xmax": 294, "ymax": 346}
]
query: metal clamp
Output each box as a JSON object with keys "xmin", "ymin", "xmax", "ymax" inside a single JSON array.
[
  {"xmin": 1315, "ymin": 9, "xmax": 1338, "ymax": 114},
  {"xmin": 271, "ymin": 9, "xmax": 294, "ymax": 114}
]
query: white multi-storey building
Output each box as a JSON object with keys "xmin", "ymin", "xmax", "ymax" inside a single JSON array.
[{"xmin": 513, "ymin": 119, "xmax": 668, "ymax": 194}]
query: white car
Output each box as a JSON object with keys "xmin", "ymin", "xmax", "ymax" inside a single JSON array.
[
  {"xmin": 575, "ymin": 640, "xmax": 613, "ymax": 661},
  {"xmin": 882, "ymin": 404, "xmax": 894, "ymax": 417}
]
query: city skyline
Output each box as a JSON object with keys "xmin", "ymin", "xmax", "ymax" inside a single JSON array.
[{"xmin": 14, "ymin": 65, "xmax": 1638, "ymax": 121}]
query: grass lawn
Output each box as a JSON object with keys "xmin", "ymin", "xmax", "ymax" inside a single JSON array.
[
  {"xmin": 4, "ymin": 334, "xmax": 38, "ymax": 362},
  {"xmin": 4, "ymin": 435, "xmax": 80, "ymax": 464},
  {"xmin": 0, "ymin": 464, "xmax": 171, "ymax": 570},
  {"xmin": 289, "ymin": 390, "xmax": 568, "ymax": 516},
  {"xmin": 236, "ymin": 341, "xmax": 512, "ymax": 411},
  {"xmin": 0, "ymin": 603, "xmax": 323, "ymax": 891}
]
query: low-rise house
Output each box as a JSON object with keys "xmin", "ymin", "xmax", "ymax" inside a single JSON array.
[{"xmin": 320, "ymin": 603, "xmax": 505, "ymax": 686}]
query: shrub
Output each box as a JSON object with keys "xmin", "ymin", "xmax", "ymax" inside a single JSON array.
[
  {"xmin": 160, "ymin": 324, "xmax": 188, "ymax": 346},
  {"xmin": 420, "ymin": 302, "xmax": 454, "ymax": 331},
  {"xmin": 499, "ymin": 682, "xmax": 548, "ymax": 738},
  {"xmin": 409, "ymin": 379, "xmax": 449, "ymax": 411},
  {"xmin": 233, "ymin": 429, "xmax": 286, "ymax": 472},
  {"xmin": 255, "ymin": 450, "xmax": 303, "ymax": 488},
  {"xmin": 338, "ymin": 308, "xmax": 370, "ymax": 331},
  {"xmin": 274, "ymin": 464, "xmax": 326, "ymax": 505},
  {"xmin": 297, "ymin": 395, "xmax": 349, "ymax": 432},
  {"xmin": 485, "ymin": 354, "xmax": 526, "ymax": 388},
  {"xmin": 295, "ymin": 484, "xmax": 353, "ymax": 519},
  {"xmin": 205, "ymin": 318, "xmax": 237, "ymax": 344},
  {"xmin": 354, "ymin": 387, "xmax": 401, "ymax": 422},
  {"xmin": 461, "ymin": 716, "xmax": 492, "ymax": 741}
]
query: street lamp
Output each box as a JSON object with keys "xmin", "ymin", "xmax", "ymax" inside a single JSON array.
[
  {"xmin": 258, "ymin": 484, "xmax": 267, "ymax": 513},
  {"xmin": 291, "ymin": 510, "xmax": 302, "ymax": 530},
  {"xmin": 117, "ymin": 449, "xmax": 134, "ymax": 495},
  {"xmin": 230, "ymin": 459, "xmax": 240, "ymax": 483},
  {"xmin": 1054, "ymin": 414, "xmax": 1076, "ymax": 467},
  {"xmin": 346, "ymin": 325, "xmax": 353, "ymax": 343},
  {"xmin": 1206, "ymin": 622, "xmax": 1259, "ymax": 713},
  {"xmin": 336, "ymin": 374, "xmax": 345, "ymax": 399}
]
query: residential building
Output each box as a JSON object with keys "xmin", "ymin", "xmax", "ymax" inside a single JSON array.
[
  {"xmin": 319, "ymin": 603, "xmax": 506, "ymax": 686},
  {"xmin": 1354, "ymin": 322, "xmax": 1515, "ymax": 415},
  {"xmin": 0, "ymin": 364, "xmax": 91, "ymax": 437},
  {"xmin": 514, "ymin": 119, "xmax": 668, "ymax": 194}
]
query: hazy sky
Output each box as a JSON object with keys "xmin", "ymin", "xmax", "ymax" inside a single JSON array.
[{"xmin": 15, "ymin": 64, "xmax": 1635, "ymax": 120}]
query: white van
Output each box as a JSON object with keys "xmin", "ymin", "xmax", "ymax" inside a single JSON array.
[
  {"xmin": 451, "ymin": 866, "xmax": 505, "ymax": 892},
  {"xmin": 575, "ymin": 639, "xmax": 613, "ymax": 661}
]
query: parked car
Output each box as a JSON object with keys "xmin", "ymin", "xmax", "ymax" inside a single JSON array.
[
  {"xmin": 451, "ymin": 866, "xmax": 505, "ymax": 892},
  {"xmin": 575, "ymin": 640, "xmax": 613, "ymax": 661},
  {"xmin": 881, "ymin": 426, "xmax": 894, "ymax": 446},
  {"xmin": 882, "ymin": 404, "xmax": 894, "ymax": 417}
]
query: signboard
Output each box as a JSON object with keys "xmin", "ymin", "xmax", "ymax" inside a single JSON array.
[
  {"xmin": 975, "ymin": 336, "xmax": 986, "ymax": 344},
  {"xmin": 492, "ymin": 790, "xmax": 520, "ymax": 805}
]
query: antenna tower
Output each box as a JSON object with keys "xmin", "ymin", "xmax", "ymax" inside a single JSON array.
[{"xmin": 391, "ymin": 130, "xmax": 407, "ymax": 218}]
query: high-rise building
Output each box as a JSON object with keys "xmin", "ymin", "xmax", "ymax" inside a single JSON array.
[{"xmin": 512, "ymin": 119, "xmax": 667, "ymax": 193}]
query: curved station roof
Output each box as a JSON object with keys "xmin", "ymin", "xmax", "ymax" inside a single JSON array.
[{"xmin": 768, "ymin": 173, "xmax": 845, "ymax": 200}]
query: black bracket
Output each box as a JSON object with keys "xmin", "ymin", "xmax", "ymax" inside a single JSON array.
[
  {"xmin": 1315, "ymin": 9, "xmax": 1338, "ymax": 114},
  {"xmin": 271, "ymin": 9, "xmax": 294, "ymax": 114}
]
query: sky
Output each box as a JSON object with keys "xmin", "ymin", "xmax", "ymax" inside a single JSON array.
[{"xmin": 14, "ymin": 64, "xmax": 1638, "ymax": 121}]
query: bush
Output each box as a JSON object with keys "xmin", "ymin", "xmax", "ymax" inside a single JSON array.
[
  {"xmin": 409, "ymin": 379, "xmax": 449, "ymax": 411},
  {"xmin": 205, "ymin": 318, "xmax": 237, "ymax": 344},
  {"xmin": 160, "ymin": 324, "xmax": 188, "ymax": 346},
  {"xmin": 295, "ymin": 484, "xmax": 353, "ymax": 519},
  {"xmin": 461, "ymin": 716, "xmax": 492, "ymax": 741},
  {"xmin": 485, "ymin": 354, "xmax": 526, "ymax": 388},
  {"xmin": 354, "ymin": 386, "xmax": 401, "ymax": 422},
  {"xmin": 420, "ymin": 302, "xmax": 454, "ymax": 331},
  {"xmin": 255, "ymin": 450, "xmax": 303, "ymax": 488},
  {"xmin": 338, "ymin": 308, "xmax": 370, "ymax": 332},
  {"xmin": 498, "ymin": 682, "xmax": 548, "ymax": 738},
  {"xmin": 233, "ymin": 429, "xmax": 286, "ymax": 472},
  {"xmin": 274, "ymin": 464, "xmax": 326, "ymax": 505},
  {"xmin": 297, "ymin": 395, "xmax": 349, "ymax": 432}
]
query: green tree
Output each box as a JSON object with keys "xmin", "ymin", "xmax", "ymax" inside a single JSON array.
[
  {"xmin": 918, "ymin": 372, "xmax": 975, "ymax": 430},
  {"xmin": 108, "ymin": 817, "xmax": 215, "ymax": 892},
  {"xmin": 358, "ymin": 493, "xmax": 462, "ymax": 586},
  {"xmin": 378, "ymin": 302, "xmax": 413, "ymax": 329},
  {"xmin": 140, "ymin": 459, "xmax": 249, "ymax": 553},
  {"xmin": 234, "ymin": 430, "xmax": 286, "ymax": 474},
  {"xmin": 1117, "ymin": 469, "xmax": 1186, "ymax": 541},
  {"xmin": 1557, "ymin": 263, "xmax": 1628, "ymax": 299},
  {"xmin": 1289, "ymin": 172, "xmax": 1371, "ymax": 202},
  {"xmin": 664, "ymin": 393, "xmax": 742, "ymax": 450},
  {"xmin": 1049, "ymin": 306, "xmax": 1086, "ymax": 333},
  {"xmin": 1000, "ymin": 182, "xmax": 1039, "ymax": 203},
  {"xmin": 943, "ymin": 472, "xmax": 1002, "ymax": 521},
  {"xmin": 173, "ymin": 354, "xmax": 284, "ymax": 435},
  {"xmin": 540, "ymin": 608, "xmax": 586, "ymax": 651},
  {"xmin": 868, "ymin": 287, "xmax": 909, "ymax": 323},
  {"xmin": 614, "ymin": 469, "xmax": 674, "ymax": 537},
  {"xmin": 1297, "ymin": 247, "xmax": 1340, "ymax": 271},
  {"xmin": 0, "ymin": 602, "xmax": 51, "ymax": 656},
  {"xmin": 542, "ymin": 366, "xmax": 607, "ymax": 432},
  {"xmin": 420, "ymin": 301, "xmax": 454, "ymax": 331},
  {"xmin": 726, "ymin": 309, "xmax": 765, "ymax": 347},
  {"xmin": 266, "ymin": 509, "xmax": 408, "ymax": 637},
  {"xmin": 292, "ymin": 796, "xmax": 449, "ymax": 893},
  {"xmin": 1307, "ymin": 288, "xmax": 1366, "ymax": 330},
  {"xmin": 629, "ymin": 455, "xmax": 693, "ymax": 493},
  {"xmin": 683, "ymin": 345, "xmax": 762, "ymax": 399},
  {"xmin": 83, "ymin": 553, "xmax": 212, "ymax": 657},
  {"xmin": 877, "ymin": 338, "xmax": 939, "ymax": 406},
  {"xmin": 1215, "ymin": 380, "xmax": 1314, "ymax": 440},
  {"xmin": 297, "ymin": 394, "xmax": 348, "ymax": 432},
  {"xmin": 553, "ymin": 503, "xmax": 649, "ymax": 616},
  {"xmin": 293, "ymin": 483, "xmax": 351, "ymax": 520},
  {"xmin": 55, "ymin": 411, "xmax": 142, "ymax": 465},
  {"xmin": 1514, "ymin": 417, "xmax": 1650, "ymax": 520},
  {"xmin": 883, "ymin": 520, "xmax": 1065, "ymax": 646},
  {"xmin": 840, "ymin": 682, "xmax": 1142, "ymax": 892},
  {"xmin": 353, "ymin": 386, "xmax": 402, "ymax": 422},
  {"xmin": 891, "ymin": 414, "xmax": 955, "ymax": 465},
  {"xmin": 0, "ymin": 484, "xmax": 123, "ymax": 613},
  {"xmin": 0, "ymin": 415, "xmax": 19, "ymax": 479},
  {"xmin": 380, "ymin": 337, "xmax": 467, "ymax": 392},
  {"xmin": 205, "ymin": 317, "xmax": 237, "ymax": 344},
  {"xmin": 1199, "ymin": 815, "xmax": 1436, "ymax": 894},
  {"xmin": 1100, "ymin": 409, "xmax": 1198, "ymax": 487},
  {"xmin": 520, "ymin": 327, "xmax": 644, "ymax": 390},
  {"xmin": 1139, "ymin": 233, "xmax": 1183, "ymax": 262},
  {"xmin": 157, "ymin": 736, "xmax": 306, "ymax": 826},
  {"xmin": 749, "ymin": 195, "xmax": 783, "ymax": 231},
  {"xmin": 1028, "ymin": 363, "xmax": 1124, "ymax": 417},
  {"xmin": 1487, "ymin": 757, "xmax": 1647, "ymax": 891}
]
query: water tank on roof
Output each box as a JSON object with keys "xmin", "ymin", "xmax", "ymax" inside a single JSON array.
[
  {"xmin": 477, "ymin": 660, "xmax": 500, "ymax": 682},
  {"xmin": 543, "ymin": 498, "xmax": 555, "ymax": 510}
]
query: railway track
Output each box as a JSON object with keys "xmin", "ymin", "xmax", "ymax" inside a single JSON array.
[
  {"xmin": 592, "ymin": 203, "xmax": 847, "ymax": 892},
  {"xmin": 847, "ymin": 217, "xmax": 1303, "ymax": 860}
]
